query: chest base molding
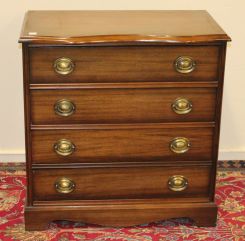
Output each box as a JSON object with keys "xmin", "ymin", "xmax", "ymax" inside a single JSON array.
[{"xmin": 25, "ymin": 201, "xmax": 217, "ymax": 230}]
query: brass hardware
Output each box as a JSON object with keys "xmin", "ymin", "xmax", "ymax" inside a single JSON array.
[
  {"xmin": 172, "ymin": 97, "xmax": 192, "ymax": 114},
  {"xmin": 168, "ymin": 175, "xmax": 188, "ymax": 191},
  {"xmin": 53, "ymin": 57, "xmax": 75, "ymax": 75},
  {"xmin": 54, "ymin": 139, "xmax": 75, "ymax": 156},
  {"xmin": 170, "ymin": 137, "xmax": 191, "ymax": 154},
  {"xmin": 174, "ymin": 56, "xmax": 196, "ymax": 73},
  {"xmin": 54, "ymin": 99, "xmax": 76, "ymax": 117},
  {"xmin": 55, "ymin": 177, "xmax": 75, "ymax": 194}
]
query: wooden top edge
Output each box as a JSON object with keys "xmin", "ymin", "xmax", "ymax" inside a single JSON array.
[
  {"xmin": 19, "ymin": 34, "xmax": 231, "ymax": 44},
  {"xmin": 19, "ymin": 10, "xmax": 231, "ymax": 44}
]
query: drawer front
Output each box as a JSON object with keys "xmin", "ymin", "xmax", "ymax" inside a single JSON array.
[
  {"xmin": 31, "ymin": 126, "xmax": 213, "ymax": 164},
  {"xmin": 29, "ymin": 46, "xmax": 219, "ymax": 83},
  {"xmin": 32, "ymin": 166, "xmax": 211, "ymax": 201},
  {"xmin": 31, "ymin": 88, "xmax": 216, "ymax": 124}
]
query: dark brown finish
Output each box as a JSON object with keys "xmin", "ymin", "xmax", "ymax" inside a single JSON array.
[
  {"xmin": 29, "ymin": 46, "xmax": 219, "ymax": 83},
  {"xmin": 30, "ymin": 81, "xmax": 219, "ymax": 89},
  {"xmin": 19, "ymin": 10, "xmax": 230, "ymax": 44},
  {"xmin": 20, "ymin": 11, "xmax": 230, "ymax": 230},
  {"xmin": 22, "ymin": 45, "xmax": 33, "ymax": 206},
  {"xmin": 209, "ymin": 43, "xmax": 228, "ymax": 200},
  {"xmin": 31, "ymin": 126, "xmax": 214, "ymax": 164},
  {"xmin": 25, "ymin": 202, "xmax": 218, "ymax": 230},
  {"xmin": 32, "ymin": 166, "xmax": 211, "ymax": 201},
  {"xmin": 31, "ymin": 88, "xmax": 216, "ymax": 124}
]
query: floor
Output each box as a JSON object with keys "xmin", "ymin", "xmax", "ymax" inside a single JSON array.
[{"xmin": 0, "ymin": 161, "xmax": 244, "ymax": 241}]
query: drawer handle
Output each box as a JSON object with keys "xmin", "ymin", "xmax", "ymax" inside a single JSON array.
[
  {"xmin": 174, "ymin": 56, "xmax": 196, "ymax": 74},
  {"xmin": 170, "ymin": 137, "xmax": 191, "ymax": 154},
  {"xmin": 53, "ymin": 57, "xmax": 75, "ymax": 75},
  {"xmin": 168, "ymin": 175, "xmax": 188, "ymax": 191},
  {"xmin": 172, "ymin": 97, "xmax": 192, "ymax": 114},
  {"xmin": 54, "ymin": 139, "xmax": 75, "ymax": 156},
  {"xmin": 54, "ymin": 99, "xmax": 76, "ymax": 117},
  {"xmin": 55, "ymin": 177, "xmax": 75, "ymax": 194}
]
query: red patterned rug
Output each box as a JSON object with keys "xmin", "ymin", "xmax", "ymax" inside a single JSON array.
[{"xmin": 0, "ymin": 163, "xmax": 244, "ymax": 241}]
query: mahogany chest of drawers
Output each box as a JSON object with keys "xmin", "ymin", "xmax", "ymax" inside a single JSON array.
[{"xmin": 19, "ymin": 10, "xmax": 230, "ymax": 230}]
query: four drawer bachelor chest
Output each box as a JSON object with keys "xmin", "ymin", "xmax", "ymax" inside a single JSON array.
[{"xmin": 19, "ymin": 10, "xmax": 231, "ymax": 230}]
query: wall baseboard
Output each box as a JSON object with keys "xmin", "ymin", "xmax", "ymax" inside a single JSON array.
[
  {"xmin": 0, "ymin": 151, "xmax": 25, "ymax": 163},
  {"xmin": 0, "ymin": 149, "xmax": 244, "ymax": 163},
  {"xmin": 218, "ymin": 150, "xmax": 245, "ymax": 160}
]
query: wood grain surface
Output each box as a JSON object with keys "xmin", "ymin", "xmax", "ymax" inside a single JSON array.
[
  {"xmin": 31, "ymin": 125, "xmax": 214, "ymax": 164},
  {"xmin": 19, "ymin": 10, "xmax": 230, "ymax": 44},
  {"xmin": 29, "ymin": 46, "xmax": 219, "ymax": 83},
  {"xmin": 31, "ymin": 88, "xmax": 216, "ymax": 124},
  {"xmin": 32, "ymin": 165, "xmax": 211, "ymax": 201}
]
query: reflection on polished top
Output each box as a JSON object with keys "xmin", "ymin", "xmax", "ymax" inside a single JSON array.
[{"xmin": 19, "ymin": 10, "xmax": 231, "ymax": 44}]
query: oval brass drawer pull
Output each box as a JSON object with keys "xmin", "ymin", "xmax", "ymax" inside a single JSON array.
[
  {"xmin": 55, "ymin": 177, "xmax": 75, "ymax": 194},
  {"xmin": 170, "ymin": 137, "xmax": 191, "ymax": 154},
  {"xmin": 172, "ymin": 97, "xmax": 192, "ymax": 114},
  {"xmin": 168, "ymin": 175, "xmax": 188, "ymax": 191},
  {"xmin": 53, "ymin": 57, "xmax": 75, "ymax": 75},
  {"xmin": 54, "ymin": 139, "xmax": 75, "ymax": 156},
  {"xmin": 54, "ymin": 99, "xmax": 76, "ymax": 117},
  {"xmin": 174, "ymin": 56, "xmax": 196, "ymax": 74}
]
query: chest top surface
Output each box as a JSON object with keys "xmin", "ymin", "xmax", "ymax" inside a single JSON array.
[{"xmin": 19, "ymin": 10, "xmax": 230, "ymax": 44}]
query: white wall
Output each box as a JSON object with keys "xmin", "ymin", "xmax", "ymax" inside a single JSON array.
[{"xmin": 0, "ymin": 1, "xmax": 244, "ymax": 161}]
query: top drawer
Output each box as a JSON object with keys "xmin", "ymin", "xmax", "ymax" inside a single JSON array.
[{"xmin": 29, "ymin": 46, "xmax": 219, "ymax": 83}]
